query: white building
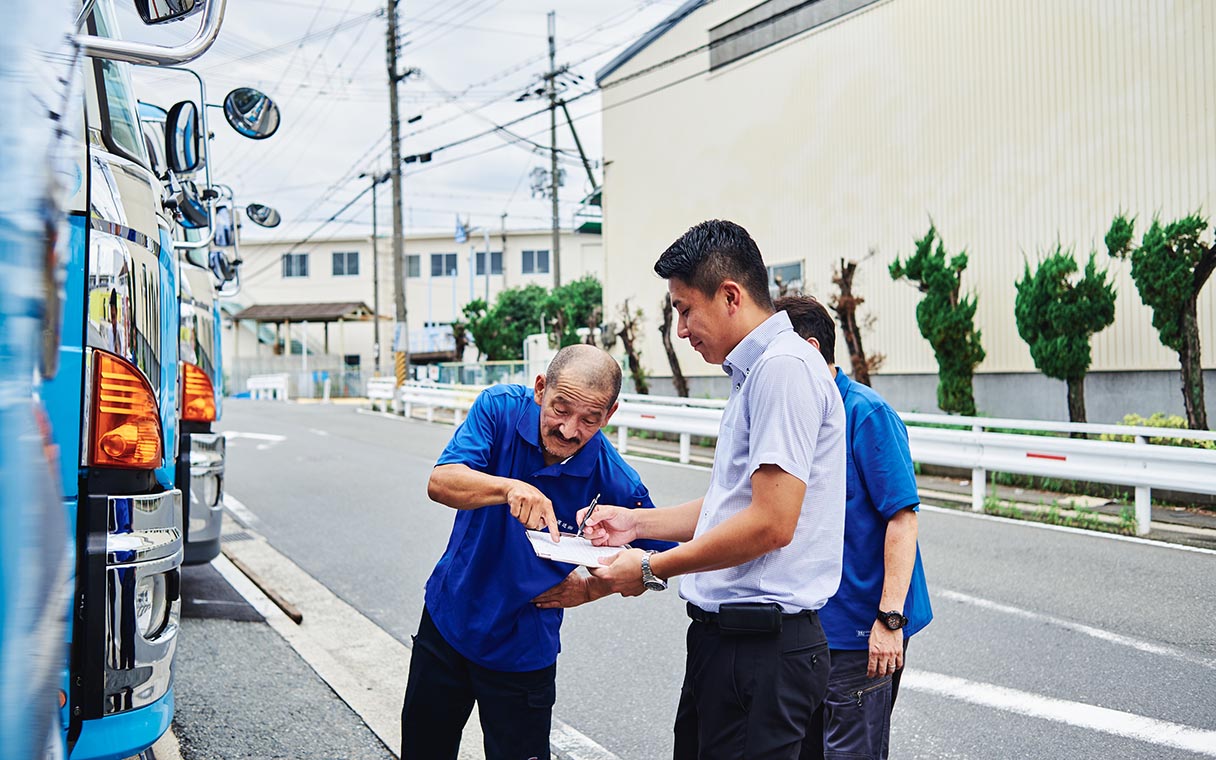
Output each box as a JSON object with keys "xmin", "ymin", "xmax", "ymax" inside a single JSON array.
[
  {"xmin": 596, "ymin": 0, "xmax": 1216, "ymax": 421},
  {"xmin": 224, "ymin": 227, "xmax": 602, "ymax": 388}
]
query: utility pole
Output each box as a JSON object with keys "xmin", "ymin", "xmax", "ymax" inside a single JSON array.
[
  {"xmin": 546, "ymin": 10, "xmax": 561, "ymax": 287},
  {"xmin": 387, "ymin": 0, "xmax": 410, "ymax": 384}
]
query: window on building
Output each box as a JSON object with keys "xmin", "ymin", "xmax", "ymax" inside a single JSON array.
[
  {"xmin": 475, "ymin": 250, "xmax": 504, "ymax": 275},
  {"xmin": 521, "ymin": 249, "xmax": 550, "ymax": 275},
  {"xmin": 282, "ymin": 252, "xmax": 309, "ymax": 278},
  {"xmin": 407, "ymin": 254, "xmax": 421, "ymax": 278},
  {"xmin": 431, "ymin": 252, "xmax": 458, "ymax": 277},
  {"xmin": 767, "ymin": 261, "xmax": 803, "ymax": 295},
  {"xmin": 332, "ymin": 251, "xmax": 359, "ymax": 276}
]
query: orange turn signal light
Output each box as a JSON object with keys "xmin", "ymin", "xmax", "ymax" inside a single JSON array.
[
  {"xmin": 180, "ymin": 362, "xmax": 217, "ymax": 422},
  {"xmin": 90, "ymin": 351, "xmax": 162, "ymax": 469}
]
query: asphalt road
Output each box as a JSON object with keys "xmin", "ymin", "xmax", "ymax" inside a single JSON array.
[{"xmin": 217, "ymin": 399, "xmax": 1216, "ymax": 759}]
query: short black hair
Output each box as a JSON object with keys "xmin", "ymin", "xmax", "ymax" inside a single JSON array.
[
  {"xmin": 654, "ymin": 220, "xmax": 773, "ymax": 310},
  {"xmin": 775, "ymin": 294, "xmax": 836, "ymax": 365}
]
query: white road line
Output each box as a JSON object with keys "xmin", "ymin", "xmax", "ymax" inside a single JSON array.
[
  {"xmin": 223, "ymin": 493, "xmax": 261, "ymax": 528},
  {"xmin": 903, "ymin": 669, "xmax": 1216, "ymax": 756},
  {"xmin": 354, "ymin": 408, "xmax": 406, "ymax": 421},
  {"xmin": 214, "ymin": 508, "xmax": 620, "ymax": 760},
  {"xmin": 308, "ymin": 428, "xmax": 331, "ymax": 437},
  {"xmin": 222, "ymin": 430, "xmax": 288, "ymax": 451},
  {"xmin": 919, "ymin": 504, "xmax": 1216, "ymax": 556},
  {"xmin": 622, "ymin": 454, "xmax": 711, "ymax": 473},
  {"xmin": 937, "ymin": 589, "xmax": 1216, "ymax": 670},
  {"xmin": 222, "ymin": 431, "xmax": 287, "ymax": 442}
]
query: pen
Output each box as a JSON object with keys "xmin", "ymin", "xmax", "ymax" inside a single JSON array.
[{"xmin": 575, "ymin": 493, "xmax": 601, "ymax": 538}]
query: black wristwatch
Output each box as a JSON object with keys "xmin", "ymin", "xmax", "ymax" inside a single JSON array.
[
  {"xmin": 878, "ymin": 609, "xmax": 908, "ymax": 630},
  {"xmin": 641, "ymin": 551, "xmax": 667, "ymax": 592}
]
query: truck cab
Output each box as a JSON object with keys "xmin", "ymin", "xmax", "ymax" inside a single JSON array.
[{"xmin": 4, "ymin": 0, "xmax": 228, "ymax": 757}]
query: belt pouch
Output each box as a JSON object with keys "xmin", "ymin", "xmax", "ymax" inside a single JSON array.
[{"xmin": 717, "ymin": 602, "xmax": 783, "ymax": 634}]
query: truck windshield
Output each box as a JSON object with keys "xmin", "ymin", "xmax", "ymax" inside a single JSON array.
[{"xmin": 90, "ymin": 2, "xmax": 150, "ymax": 167}]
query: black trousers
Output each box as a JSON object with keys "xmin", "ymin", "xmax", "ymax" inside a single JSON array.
[
  {"xmin": 674, "ymin": 606, "xmax": 830, "ymax": 760},
  {"xmin": 802, "ymin": 640, "xmax": 910, "ymax": 760},
  {"xmin": 400, "ymin": 607, "xmax": 556, "ymax": 760}
]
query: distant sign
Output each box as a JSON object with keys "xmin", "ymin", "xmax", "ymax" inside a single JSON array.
[
  {"xmin": 393, "ymin": 322, "xmax": 408, "ymax": 352},
  {"xmin": 455, "ymin": 215, "xmax": 468, "ymax": 244}
]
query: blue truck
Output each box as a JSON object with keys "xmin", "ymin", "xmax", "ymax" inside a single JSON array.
[{"xmin": 1, "ymin": 0, "xmax": 229, "ymax": 757}]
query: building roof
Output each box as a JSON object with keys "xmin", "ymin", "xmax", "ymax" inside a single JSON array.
[
  {"xmin": 596, "ymin": 0, "xmax": 707, "ymax": 85},
  {"xmin": 230, "ymin": 302, "xmax": 375, "ymax": 322}
]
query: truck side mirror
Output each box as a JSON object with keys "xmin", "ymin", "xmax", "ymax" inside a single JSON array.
[
  {"xmin": 177, "ymin": 181, "xmax": 210, "ymax": 229},
  {"xmin": 245, "ymin": 203, "xmax": 281, "ymax": 228},
  {"xmin": 134, "ymin": 0, "xmax": 201, "ymax": 25},
  {"xmin": 165, "ymin": 100, "xmax": 201, "ymax": 174},
  {"xmin": 223, "ymin": 88, "xmax": 281, "ymax": 140}
]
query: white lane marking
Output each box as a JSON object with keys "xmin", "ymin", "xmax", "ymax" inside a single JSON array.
[
  {"xmin": 222, "ymin": 431, "xmax": 287, "ymax": 442},
  {"xmin": 938, "ymin": 589, "xmax": 1216, "ymax": 670},
  {"xmin": 222, "ymin": 430, "xmax": 288, "ymax": 451},
  {"xmin": 919, "ymin": 504, "xmax": 1216, "ymax": 556},
  {"xmin": 215, "ymin": 509, "xmax": 620, "ymax": 760},
  {"xmin": 354, "ymin": 408, "xmax": 405, "ymax": 421},
  {"xmin": 903, "ymin": 670, "xmax": 1216, "ymax": 756},
  {"xmin": 308, "ymin": 428, "xmax": 330, "ymax": 437},
  {"xmin": 223, "ymin": 493, "xmax": 261, "ymax": 528},
  {"xmin": 622, "ymin": 454, "xmax": 712, "ymax": 473}
]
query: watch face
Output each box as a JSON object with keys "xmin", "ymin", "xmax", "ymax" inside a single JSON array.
[
  {"xmin": 882, "ymin": 612, "xmax": 906, "ymax": 630},
  {"xmin": 644, "ymin": 580, "xmax": 666, "ymax": 592}
]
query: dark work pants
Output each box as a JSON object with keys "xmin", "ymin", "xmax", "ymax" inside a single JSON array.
[
  {"xmin": 400, "ymin": 607, "xmax": 556, "ymax": 760},
  {"xmin": 674, "ymin": 610, "xmax": 830, "ymax": 760},
  {"xmin": 802, "ymin": 641, "xmax": 910, "ymax": 760}
]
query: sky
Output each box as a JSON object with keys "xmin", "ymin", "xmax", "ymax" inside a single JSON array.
[{"xmin": 119, "ymin": 0, "xmax": 686, "ymax": 245}]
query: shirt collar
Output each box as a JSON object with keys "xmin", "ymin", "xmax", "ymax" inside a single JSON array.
[
  {"xmin": 515, "ymin": 398, "xmax": 603, "ymax": 476},
  {"xmin": 834, "ymin": 368, "xmax": 852, "ymax": 398},
  {"xmin": 723, "ymin": 310, "xmax": 795, "ymax": 379}
]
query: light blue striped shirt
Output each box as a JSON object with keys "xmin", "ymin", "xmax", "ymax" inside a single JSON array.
[{"xmin": 680, "ymin": 310, "xmax": 846, "ymax": 613}]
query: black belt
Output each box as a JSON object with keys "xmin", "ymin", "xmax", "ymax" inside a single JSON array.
[{"xmin": 686, "ymin": 602, "xmax": 817, "ymax": 624}]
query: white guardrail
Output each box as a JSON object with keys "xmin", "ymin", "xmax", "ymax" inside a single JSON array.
[
  {"xmin": 372, "ymin": 383, "xmax": 1216, "ymax": 535},
  {"xmin": 246, "ymin": 373, "xmax": 290, "ymax": 401}
]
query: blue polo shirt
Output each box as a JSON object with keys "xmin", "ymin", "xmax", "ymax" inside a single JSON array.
[
  {"xmin": 425, "ymin": 384, "xmax": 670, "ymax": 672},
  {"xmin": 819, "ymin": 372, "xmax": 932, "ymax": 649}
]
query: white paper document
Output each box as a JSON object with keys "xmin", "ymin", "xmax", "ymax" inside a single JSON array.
[{"xmin": 525, "ymin": 531, "xmax": 626, "ymax": 568}]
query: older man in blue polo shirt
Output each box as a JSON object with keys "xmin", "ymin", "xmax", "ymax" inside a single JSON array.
[
  {"xmin": 400, "ymin": 344, "xmax": 670, "ymax": 760},
  {"xmin": 775, "ymin": 295, "xmax": 932, "ymax": 760}
]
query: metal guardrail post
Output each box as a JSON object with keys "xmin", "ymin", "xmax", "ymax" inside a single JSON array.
[
  {"xmin": 618, "ymin": 426, "xmax": 629, "ymax": 454},
  {"xmin": 972, "ymin": 423, "xmax": 986, "ymax": 512},
  {"xmin": 680, "ymin": 433, "xmax": 691, "ymax": 464},
  {"xmin": 1134, "ymin": 435, "xmax": 1151, "ymax": 535}
]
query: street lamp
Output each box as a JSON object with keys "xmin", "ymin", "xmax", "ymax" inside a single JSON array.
[{"xmin": 359, "ymin": 169, "xmax": 391, "ymax": 374}]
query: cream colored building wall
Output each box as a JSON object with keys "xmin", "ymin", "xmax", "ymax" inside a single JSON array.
[
  {"xmin": 227, "ymin": 228, "xmax": 602, "ymax": 367},
  {"xmin": 600, "ymin": 0, "xmax": 1216, "ymax": 379}
]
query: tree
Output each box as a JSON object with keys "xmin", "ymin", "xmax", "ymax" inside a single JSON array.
[
  {"xmin": 461, "ymin": 284, "xmax": 549, "ymax": 360},
  {"xmin": 830, "ymin": 256, "xmax": 885, "ymax": 386},
  {"xmin": 544, "ymin": 275, "xmax": 602, "ymax": 348},
  {"xmin": 1106, "ymin": 213, "xmax": 1216, "ymax": 430},
  {"xmin": 658, "ymin": 292, "xmax": 689, "ymax": 397},
  {"xmin": 889, "ymin": 225, "xmax": 986, "ymax": 415},
  {"xmin": 617, "ymin": 299, "xmax": 649, "ymax": 394},
  {"xmin": 1014, "ymin": 247, "xmax": 1116, "ymax": 424}
]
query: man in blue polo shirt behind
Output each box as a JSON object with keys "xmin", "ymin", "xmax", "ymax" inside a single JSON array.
[
  {"xmin": 775, "ymin": 296, "xmax": 932, "ymax": 760},
  {"xmin": 400, "ymin": 344, "xmax": 670, "ymax": 760}
]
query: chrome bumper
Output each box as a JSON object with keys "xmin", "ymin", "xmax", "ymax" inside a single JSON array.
[
  {"xmin": 101, "ymin": 489, "xmax": 182, "ymax": 716},
  {"xmin": 187, "ymin": 432, "xmax": 225, "ymax": 545}
]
